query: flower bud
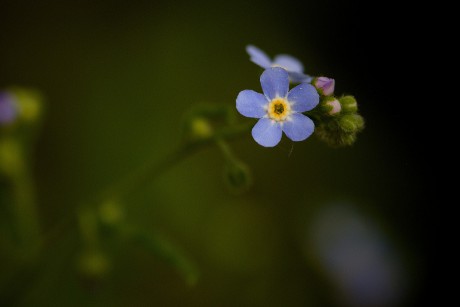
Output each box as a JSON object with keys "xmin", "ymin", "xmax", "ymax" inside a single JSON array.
[
  {"xmin": 77, "ymin": 249, "xmax": 110, "ymax": 279},
  {"xmin": 224, "ymin": 160, "xmax": 252, "ymax": 194},
  {"xmin": 13, "ymin": 88, "xmax": 42, "ymax": 123},
  {"xmin": 315, "ymin": 113, "xmax": 364, "ymax": 147},
  {"xmin": 339, "ymin": 114, "xmax": 364, "ymax": 133},
  {"xmin": 313, "ymin": 77, "xmax": 335, "ymax": 96},
  {"xmin": 321, "ymin": 97, "xmax": 341, "ymax": 115},
  {"xmin": 339, "ymin": 95, "xmax": 358, "ymax": 113},
  {"xmin": 185, "ymin": 117, "xmax": 213, "ymax": 142},
  {"xmin": 98, "ymin": 200, "xmax": 123, "ymax": 226}
]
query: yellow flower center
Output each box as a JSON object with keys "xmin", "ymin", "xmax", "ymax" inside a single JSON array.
[{"xmin": 268, "ymin": 98, "xmax": 291, "ymax": 121}]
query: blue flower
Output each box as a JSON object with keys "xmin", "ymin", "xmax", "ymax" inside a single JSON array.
[
  {"xmin": 236, "ymin": 67, "xmax": 319, "ymax": 147},
  {"xmin": 246, "ymin": 45, "xmax": 313, "ymax": 83},
  {"xmin": 0, "ymin": 92, "xmax": 18, "ymax": 125}
]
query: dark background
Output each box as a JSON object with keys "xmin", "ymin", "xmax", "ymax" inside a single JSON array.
[{"xmin": 1, "ymin": 0, "xmax": 428, "ymax": 306}]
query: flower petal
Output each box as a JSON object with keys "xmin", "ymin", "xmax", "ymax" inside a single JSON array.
[
  {"xmin": 246, "ymin": 45, "xmax": 272, "ymax": 69},
  {"xmin": 282, "ymin": 113, "xmax": 315, "ymax": 142},
  {"xmin": 273, "ymin": 54, "xmax": 304, "ymax": 72},
  {"xmin": 288, "ymin": 71, "xmax": 313, "ymax": 83},
  {"xmin": 260, "ymin": 67, "xmax": 289, "ymax": 100},
  {"xmin": 252, "ymin": 118, "xmax": 282, "ymax": 147},
  {"xmin": 287, "ymin": 83, "xmax": 320, "ymax": 112},
  {"xmin": 236, "ymin": 90, "xmax": 268, "ymax": 118}
]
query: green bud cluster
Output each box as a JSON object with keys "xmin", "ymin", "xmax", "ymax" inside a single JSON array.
[{"xmin": 311, "ymin": 95, "xmax": 364, "ymax": 147}]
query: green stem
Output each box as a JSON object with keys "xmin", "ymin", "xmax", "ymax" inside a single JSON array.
[
  {"xmin": 41, "ymin": 121, "xmax": 253, "ymax": 248},
  {"xmin": 99, "ymin": 122, "xmax": 253, "ymax": 203},
  {"xmin": 215, "ymin": 138, "xmax": 236, "ymax": 162},
  {"xmin": 100, "ymin": 141, "xmax": 201, "ymax": 202},
  {"xmin": 7, "ymin": 139, "xmax": 41, "ymax": 259}
]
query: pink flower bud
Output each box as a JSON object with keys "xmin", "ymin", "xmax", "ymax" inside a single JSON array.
[
  {"xmin": 314, "ymin": 77, "xmax": 335, "ymax": 96},
  {"xmin": 326, "ymin": 98, "xmax": 341, "ymax": 115}
]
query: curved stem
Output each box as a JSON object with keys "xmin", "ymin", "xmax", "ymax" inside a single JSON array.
[
  {"xmin": 98, "ymin": 121, "xmax": 253, "ymax": 203},
  {"xmin": 215, "ymin": 138, "xmax": 236, "ymax": 162},
  {"xmin": 3, "ymin": 138, "xmax": 41, "ymax": 259},
  {"xmin": 100, "ymin": 142, "xmax": 202, "ymax": 202},
  {"xmin": 42, "ymin": 121, "xmax": 254, "ymax": 246}
]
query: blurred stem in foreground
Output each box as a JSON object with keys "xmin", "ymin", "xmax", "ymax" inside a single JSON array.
[
  {"xmin": 0, "ymin": 140, "xmax": 41, "ymax": 259},
  {"xmin": 73, "ymin": 108, "xmax": 253, "ymax": 282},
  {"xmin": 1, "ymin": 89, "xmax": 43, "ymax": 260}
]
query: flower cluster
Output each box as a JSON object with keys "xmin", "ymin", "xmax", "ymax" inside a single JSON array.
[{"xmin": 236, "ymin": 45, "xmax": 364, "ymax": 147}]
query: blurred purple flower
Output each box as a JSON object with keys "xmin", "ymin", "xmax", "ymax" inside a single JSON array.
[
  {"xmin": 246, "ymin": 45, "xmax": 313, "ymax": 83},
  {"xmin": 236, "ymin": 67, "xmax": 319, "ymax": 147},
  {"xmin": 308, "ymin": 204, "xmax": 405, "ymax": 307},
  {"xmin": 0, "ymin": 92, "xmax": 18, "ymax": 125}
]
